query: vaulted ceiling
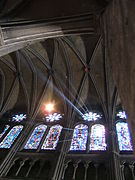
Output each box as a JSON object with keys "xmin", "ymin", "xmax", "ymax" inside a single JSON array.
[
  {"xmin": 0, "ymin": 35, "xmax": 120, "ymax": 124},
  {"xmin": 0, "ymin": 0, "xmax": 120, "ymax": 125}
]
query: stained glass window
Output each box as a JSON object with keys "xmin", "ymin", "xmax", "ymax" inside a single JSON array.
[
  {"xmin": 116, "ymin": 122, "xmax": 133, "ymax": 151},
  {"xmin": 45, "ymin": 113, "xmax": 62, "ymax": 122},
  {"xmin": 24, "ymin": 125, "xmax": 47, "ymax": 149},
  {"xmin": 82, "ymin": 112, "xmax": 102, "ymax": 121},
  {"xmin": 0, "ymin": 125, "xmax": 10, "ymax": 139},
  {"xmin": 70, "ymin": 124, "xmax": 88, "ymax": 151},
  {"xmin": 89, "ymin": 124, "xmax": 107, "ymax": 151},
  {"xmin": 12, "ymin": 114, "xmax": 26, "ymax": 122},
  {"xmin": 0, "ymin": 125, "xmax": 23, "ymax": 148},
  {"xmin": 117, "ymin": 111, "xmax": 127, "ymax": 119},
  {"xmin": 41, "ymin": 125, "xmax": 62, "ymax": 150}
]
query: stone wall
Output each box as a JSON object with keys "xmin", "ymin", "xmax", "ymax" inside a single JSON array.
[{"xmin": 103, "ymin": 0, "xmax": 135, "ymax": 153}]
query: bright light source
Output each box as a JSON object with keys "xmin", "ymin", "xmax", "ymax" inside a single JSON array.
[{"xmin": 45, "ymin": 103, "xmax": 54, "ymax": 113}]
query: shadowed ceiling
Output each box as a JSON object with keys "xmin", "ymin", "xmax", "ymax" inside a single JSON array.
[
  {"xmin": 0, "ymin": 35, "xmax": 120, "ymax": 125},
  {"xmin": 0, "ymin": 0, "xmax": 107, "ymax": 21},
  {"xmin": 0, "ymin": 0, "xmax": 120, "ymax": 126}
]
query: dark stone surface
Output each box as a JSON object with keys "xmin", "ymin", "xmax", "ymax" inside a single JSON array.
[
  {"xmin": 0, "ymin": 0, "xmax": 106, "ymax": 21},
  {"xmin": 103, "ymin": 0, "xmax": 135, "ymax": 154}
]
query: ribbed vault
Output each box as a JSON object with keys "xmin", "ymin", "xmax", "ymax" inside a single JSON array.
[{"xmin": 0, "ymin": 35, "xmax": 117, "ymax": 125}]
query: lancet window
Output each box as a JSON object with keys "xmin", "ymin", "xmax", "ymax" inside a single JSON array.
[
  {"xmin": 116, "ymin": 122, "xmax": 133, "ymax": 151},
  {"xmin": 0, "ymin": 125, "xmax": 23, "ymax": 148},
  {"xmin": 41, "ymin": 125, "xmax": 62, "ymax": 150},
  {"xmin": 89, "ymin": 124, "xmax": 107, "ymax": 151},
  {"xmin": 24, "ymin": 125, "xmax": 47, "ymax": 149},
  {"xmin": 70, "ymin": 124, "xmax": 88, "ymax": 151},
  {"xmin": 70, "ymin": 111, "xmax": 107, "ymax": 151}
]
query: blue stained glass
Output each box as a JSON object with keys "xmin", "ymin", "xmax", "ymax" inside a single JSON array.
[
  {"xmin": 12, "ymin": 114, "xmax": 26, "ymax": 122},
  {"xmin": 24, "ymin": 125, "xmax": 47, "ymax": 149},
  {"xmin": 89, "ymin": 124, "xmax": 107, "ymax": 151},
  {"xmin": 0, "ymin": 125, "xmax": 23, "ymax": 148},
  {"xmin": 116, "ymin": 122, "xmax": 133, "ymax": 151},
  {"xmin": 41, "ymin": 125, "xmax": 62, "ymax": 150},
  {"xmin": 0, "ymin": 125, "xmax": 10, "ymax": 139},
  {"xmin": 70, "ymin": 124, "xmax": 88, "ymax": 151}
]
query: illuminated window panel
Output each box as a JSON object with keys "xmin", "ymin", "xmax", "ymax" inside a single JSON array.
[
  {"xmin": 90, "ymin": 124, "xmax": 107, "ymax": 151},
  {"xmin": 0, "ymin": 125, "xmax": 10, "ymax": 139},
  {"xmin": 0, "ymin": 125, "xmax": 23, "ymax": 148},
  {"xmin": 12, "ymin": 114, "xmax": 26, "ymax": 122},
  {"xmin": 117, "ymin": 111, "xmax": 127, "ymax": 119},
  {"xmin": 70, "ymin": 124, "xmax": 88, "ymax": 151},
  {"xmin": 41, "ymin": 125, "xmax": 62, "ymax": 150},
  {"xmin": 24, "ymin": 125, "xmax": 47, "ymax": 149},
  {"xmin": 45, "ymin": 113, "xmax": 62, "ymax": 122},
  {"xmin": 82, "ymin": 112, "xmax": 102, "ymax": 122},
  {"xmin": 116, "ymin": 122, "xmax": 133, "ymax": 151}
]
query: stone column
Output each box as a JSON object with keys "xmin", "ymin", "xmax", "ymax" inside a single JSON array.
[
  {"xmin": 16, "ymin": 161, "xmax": 24, "ymax": 176},
  {"xmin": 103, "ymin": 0, "xmax": 135, "ymax": 153},
  {"xmin": 129, "ymin": 165, "xmax": 135, "ymax": 180},
  {"xmin": 84, "ymin": 163, "xmax": 89, "ymax": 180},
  {"xmin": 72, "ymin": 163, "xmax": 78, "ymax": 180},
  {"xmin": 61, "ymin": 164, "xmax": 68, "ymax": 180},
  {"xmin": 94, "ymin": 164, "xmax": 99, "ymax": 180},
  {"xmin": 26, "ymin": 161, "xmax": 34, "ymax": 177},
  {"xmin": 120, "ymin": 165, "xmax": 125, "ymax": 180},
  {"xmin": 0, "ymin": 26, "xmax": 4, "ymax": 46}
]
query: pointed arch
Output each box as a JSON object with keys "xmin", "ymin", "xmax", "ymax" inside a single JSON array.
[
  {"xmin": 116, "ymin": 122, "xmax": 133, "ymax": 151},
  {"xmin": 75, "ymin": 162, "xmax": 85, "ymax": 180},
  {"xmin": 89, "ymin": 124, "xmax": 106, "ymax": 151},
  {"xmin": 70, "ymin": 124, "xmax": 88, "ymax": 151},
  {"xmin": 41, "ymin": 125, "xmax": 62, "ymax": 150},
  {"xmin": 24, "ymin": 125, "xmax": 47, "ymax": 149},
  {"xmin": 0, "ymin": 125, "xmax": 23, "ymax": 148},
  {"xmin": 124, "ymin": 163, "xmax": 134, "ymax": 180},
  {"xmin": 64, "ymin": 162, "xmax": 74, "ymax": 180}
]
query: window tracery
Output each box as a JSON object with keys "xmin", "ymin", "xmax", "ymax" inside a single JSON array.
[
  {"xmin": 82, "ymin": 112, "xmax": 102, "ymax": 122},
  {"xmin": 45, "ymin": 113, "xmax": 62, "ymax": 122},
  {"xmin": 89, "ymin": 124, "xmax": 106, "ymax": 151},
  {"xmin": 12, "ymin": 114, "xmax": 26, "ymax": 122},
  {"xmin": 0, "ymin": 125, "xmax": 23, "ymax": 148},
  {"xmin": 70, "ymin": 124, "xmax": 88, "ymax": 151},
  {"xmin": 24, "ymin": 125, "xmax": 47, "ymax": 149},
  {"xmin": 116, "ymin": 111, "xmax": 127, "ymax": 119},
  {"xmin": 41, "ymin": 125, "xmax": 62, "ymax": 150}
]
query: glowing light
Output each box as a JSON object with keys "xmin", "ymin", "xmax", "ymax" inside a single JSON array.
[
  {"xmin": 0, "ymin": 125, "xmax": 23, "ymax": 148},
  {"xmin": 89, "ymin": 124, "xmax": 107, "ymax": 151},
  {"xmin": 45, "ymin": 113, "xmax": 62, "ymax": 122},
  {"xmin": 116, "ymin": 122, "xmax": 133, "ymax": 151},
  {"xmin": 24, "ymin": 125, "xmax": 47, "ymax": 149},
  {"xmin": 12, "ymin": 114, "xmax": 26, "ymax": 122},
  {"xmin": 82, "ymin": 112, "xmax": 102, "ymax": 121},
  {"xmin": 45, "ymin": 103, "xmax": 54, "ymax": 113},
  {"xmin": 70, "ymin": 124, "xmax": 88, "ymax": 151},
  {"xmin": 117, "ymin": 111, "xmax": 127, "ymax": 119},
  {"xmin": 41, "ymin": 125, "xmax": 62, "ymax": 150}
]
